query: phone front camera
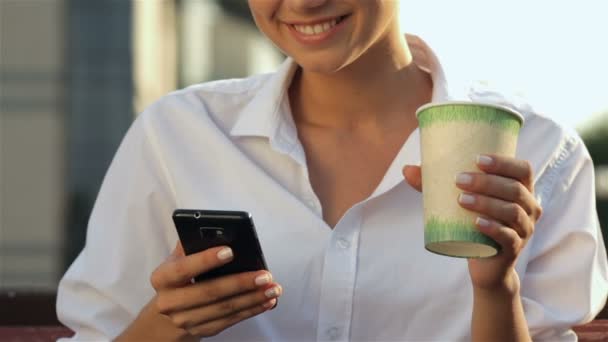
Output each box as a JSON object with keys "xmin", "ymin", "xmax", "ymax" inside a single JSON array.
[{"xmin": 194, "ymin": 212, "xmax": 201, "ymax": 219}]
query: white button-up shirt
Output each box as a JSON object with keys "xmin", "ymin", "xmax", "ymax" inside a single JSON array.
[{"xmin": 57, "ymin": 35, "xmax": 608, "ymax": 341}]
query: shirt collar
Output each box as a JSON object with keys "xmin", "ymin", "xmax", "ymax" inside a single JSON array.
[
  {"xmin": 406, "ymin": 34, "xmax": 451, "ymax": 102},
  {"xmin": 230, "ymin": 34, "xmax": 452, "ymax": 141},
  {"xmin": 229, "ymin": 58, "xmax": 298, "ymax": 139}
]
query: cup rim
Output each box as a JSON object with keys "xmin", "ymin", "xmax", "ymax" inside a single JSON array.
[{"xmin": 415, "ymin": 101, "xmax": 525, "ymax": 125}]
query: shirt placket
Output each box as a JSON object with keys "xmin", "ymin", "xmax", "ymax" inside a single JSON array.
[
  {"xmin": 316, "ymin": 210, "xmax": 361, "ymax": 341},
  {"xmin": 274, "ymin": 106, "xmax": 324, "ymax": 215},
  {"xmin": 272, "ymin": 98, "xmax": 361, "ymax": 340}
]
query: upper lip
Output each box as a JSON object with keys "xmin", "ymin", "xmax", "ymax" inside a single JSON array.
[{"xmin": 284, "ymin": 14, "xmax": 347, "ymax": 26}]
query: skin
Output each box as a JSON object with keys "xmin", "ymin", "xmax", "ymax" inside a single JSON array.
[
  {"xmin": 118, "ymin": 0, "xmax": 542, "ymax": 340},
  {"xmin": 116, "ymin": 243, "xmax": 282, "ymax": 340},
  {"xmin": 251, "ymin": 0, "xmax": 432, "ymax": 227},
  {"xmin": 404, "ymin": 154, "xmax": 542, "ymax": 342}
]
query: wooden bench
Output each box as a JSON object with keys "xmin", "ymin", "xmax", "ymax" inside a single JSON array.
[
  {"xmin": 0, "ymin": 326, "xmax": 74, "ymax": 341},
  {"xmin": 1, "ymin": 291, "xmax": 606, "ymax": 341},
  {"xmin": 0, "ymin": 324, "xmax": 607, "ymax": 341},
  {"xmin": 573, "ymin": 320, "xmax": 608, "ymax": 341}
]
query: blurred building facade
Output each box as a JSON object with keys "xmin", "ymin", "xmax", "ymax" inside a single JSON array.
[
  {"xmin": 1, "ymin": 0, "xmax": 605, "ymax": 292},
  {"xmin": 63, "ymin": 0, "xmax": 135, "ymax": 279},
  {"xmin": 0, "ymin": 0, "xmax": 281, "ymax": 290},
  {"xmin": 1, "ymin": 0, "xmax": 68, "ymax": 290}
]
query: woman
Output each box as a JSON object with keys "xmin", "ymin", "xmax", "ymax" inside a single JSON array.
[{"xmin": 57, "ymin": 1, "xmax": 608, "ymax": 341}]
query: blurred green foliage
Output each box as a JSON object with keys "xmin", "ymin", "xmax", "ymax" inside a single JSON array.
[
  {"xmin": 582, "ymin": 115, "xmax": 608, "ymax": 165},
  {"xmin": 580, "ymin": 111, "xmax": 608, "ymax": 242}
]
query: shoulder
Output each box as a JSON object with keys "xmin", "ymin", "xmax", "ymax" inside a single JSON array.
[
  {"xmin": 465, "ymin": 80, "xmax": 588, "ymax": 157},
  {"xmin": 137, "ymin": 71, "xmax": 276, "ymax": 132},
  {"xmin": 464, "ymin": 81, "xmax": 591, "ymax": 201}
]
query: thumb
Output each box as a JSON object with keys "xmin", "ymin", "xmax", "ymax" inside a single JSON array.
[
  {"xmin": 168, "ymin": 240, "xmax": 186, "ymax": 261},
  {"xmin": 402, "ymin": 165, "xmax": 422, "ymax": 192}
]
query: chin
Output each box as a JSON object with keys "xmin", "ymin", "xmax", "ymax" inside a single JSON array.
[{"xmin": 292, "ymin": 53, "xmax": 351, "ymax": 74}]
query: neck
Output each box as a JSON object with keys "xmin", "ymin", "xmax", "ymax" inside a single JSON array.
[{"xmin": 289, "ymin": 32, "xmax": 433, "ymax": 131}]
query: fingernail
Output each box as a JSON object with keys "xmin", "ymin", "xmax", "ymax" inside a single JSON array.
[
  {"xmin": 265, "ymin": 286, "xmax": 281, "ymax": 298},
  {"xmin": 459, "ymin": 193, "xmax": 476, "ymax": 205},
  {"xmin": 455, "ymin": 173, "xmax": 473, "ymax": 185},
  {"xmin": 476, "ymin": 217, "xmax": 491, "ymax": 228},
  {"xmin": 263, "ymin": 298, "xmax": 277, "ymax": 309},
  {"xmin": 477, "ymin": 155, "xmax": 493, "ymax": 166},
  {"xmin": 255, "ymin": 273, "xmax": 272, "ymax": 286},
  {"xmin": 217, "ymin": 247, "xmax": 233, "ymax": 260}
]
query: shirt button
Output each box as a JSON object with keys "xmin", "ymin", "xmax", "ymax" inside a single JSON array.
[
  {"xmin": 337, "ymin": 238, "xmax": 350, "ymax": 249},
  {"xmin": 326, "ymin": 327, "xmax": 340, "ymax": 340}
]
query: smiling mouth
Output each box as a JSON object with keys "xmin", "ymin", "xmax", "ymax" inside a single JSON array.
[{"xmin": 290, "ymin": 15, "xmax": 348, "ymax": 36}]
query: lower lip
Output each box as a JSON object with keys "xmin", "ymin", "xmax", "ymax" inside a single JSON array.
[{"xmin": 286, "ymin": 16, "xmax": 349, "ymax": 46}]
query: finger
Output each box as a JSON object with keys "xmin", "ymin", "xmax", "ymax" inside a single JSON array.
[
  {"xmin": 473, "ymin": 217, "xmax": 523, "ymax": 257},
  {"xmin": 454, "ymin": 172, "xmax": 541, "ymax": 219},
  {"xmin": 475, "ymin": 154, "xmax": 534, "ymax": 190},
  {"xmin": 151, "ymin": 246, "xmax": 234, "ymax": 290},
  {"xmin": 402, "ymin": 165, "xmax": 422, "ymax": 192},
  {"xmin": 169, "ymin": 284, "xmax": 282, "ymax": 329},
  {"xmin": 458, "ymin": 193, "xmax": 534, "ymax": 240},
  {"xmin": 157, "ymin": 271, "xmax": 275, "ymax": 313},
  {"xmin": 186, "ymin": 301, "xmax": 273, "ymax": 337},
  {"xmin": 168, "ymin": 241, "xmax": 186, "ymax": 262}
]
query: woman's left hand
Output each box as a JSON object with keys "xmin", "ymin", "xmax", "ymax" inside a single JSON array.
[{"xmin": 403, "ymin": 154, "xmax": 543, "ymax": 293}]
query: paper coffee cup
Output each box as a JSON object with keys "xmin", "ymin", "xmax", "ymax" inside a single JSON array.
[{"xmin": 415, "ymin": 102, "xmax": 524, "ymax": 258}]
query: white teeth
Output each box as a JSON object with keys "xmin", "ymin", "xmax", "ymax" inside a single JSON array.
[{"xmin": 293, "ymin": 18, "xmax": 340, "ymax": 35}]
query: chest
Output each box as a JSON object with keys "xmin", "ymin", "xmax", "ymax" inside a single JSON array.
[
  {"xmin": 298, "ymin": 127, "xmax": 415, "ymax": 228},
  {"xmin": 163, "ymin": 120, "xmax": 475, "ymax": 340}
]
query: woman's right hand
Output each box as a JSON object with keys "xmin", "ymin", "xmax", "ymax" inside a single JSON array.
[{"xmin": 117, "ymin": 242, "xmax": 282, "ymax": 341}]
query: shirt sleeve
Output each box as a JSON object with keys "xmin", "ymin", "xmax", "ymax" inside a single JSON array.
[
  {"xmin": 56, "ymin": 111, "xmax": 177, "ymax": 341},
  {"xmin": 520, "ymin": 135, "xmax": 608, "ymax": 341}
]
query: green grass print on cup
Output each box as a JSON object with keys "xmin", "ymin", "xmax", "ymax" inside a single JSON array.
[{"xmin": 416, "ymin": 102, "xmax": 524, "ymax": 258}]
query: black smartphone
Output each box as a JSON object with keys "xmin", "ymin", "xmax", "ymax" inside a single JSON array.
[{"xmin": 172, "ymin": 209, "xmax": 269, "ymax": 282}]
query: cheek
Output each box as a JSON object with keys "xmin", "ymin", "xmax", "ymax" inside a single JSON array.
[{"xmin": 248, "ymin": 1, "xmax": 284, "ymax": 40}]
